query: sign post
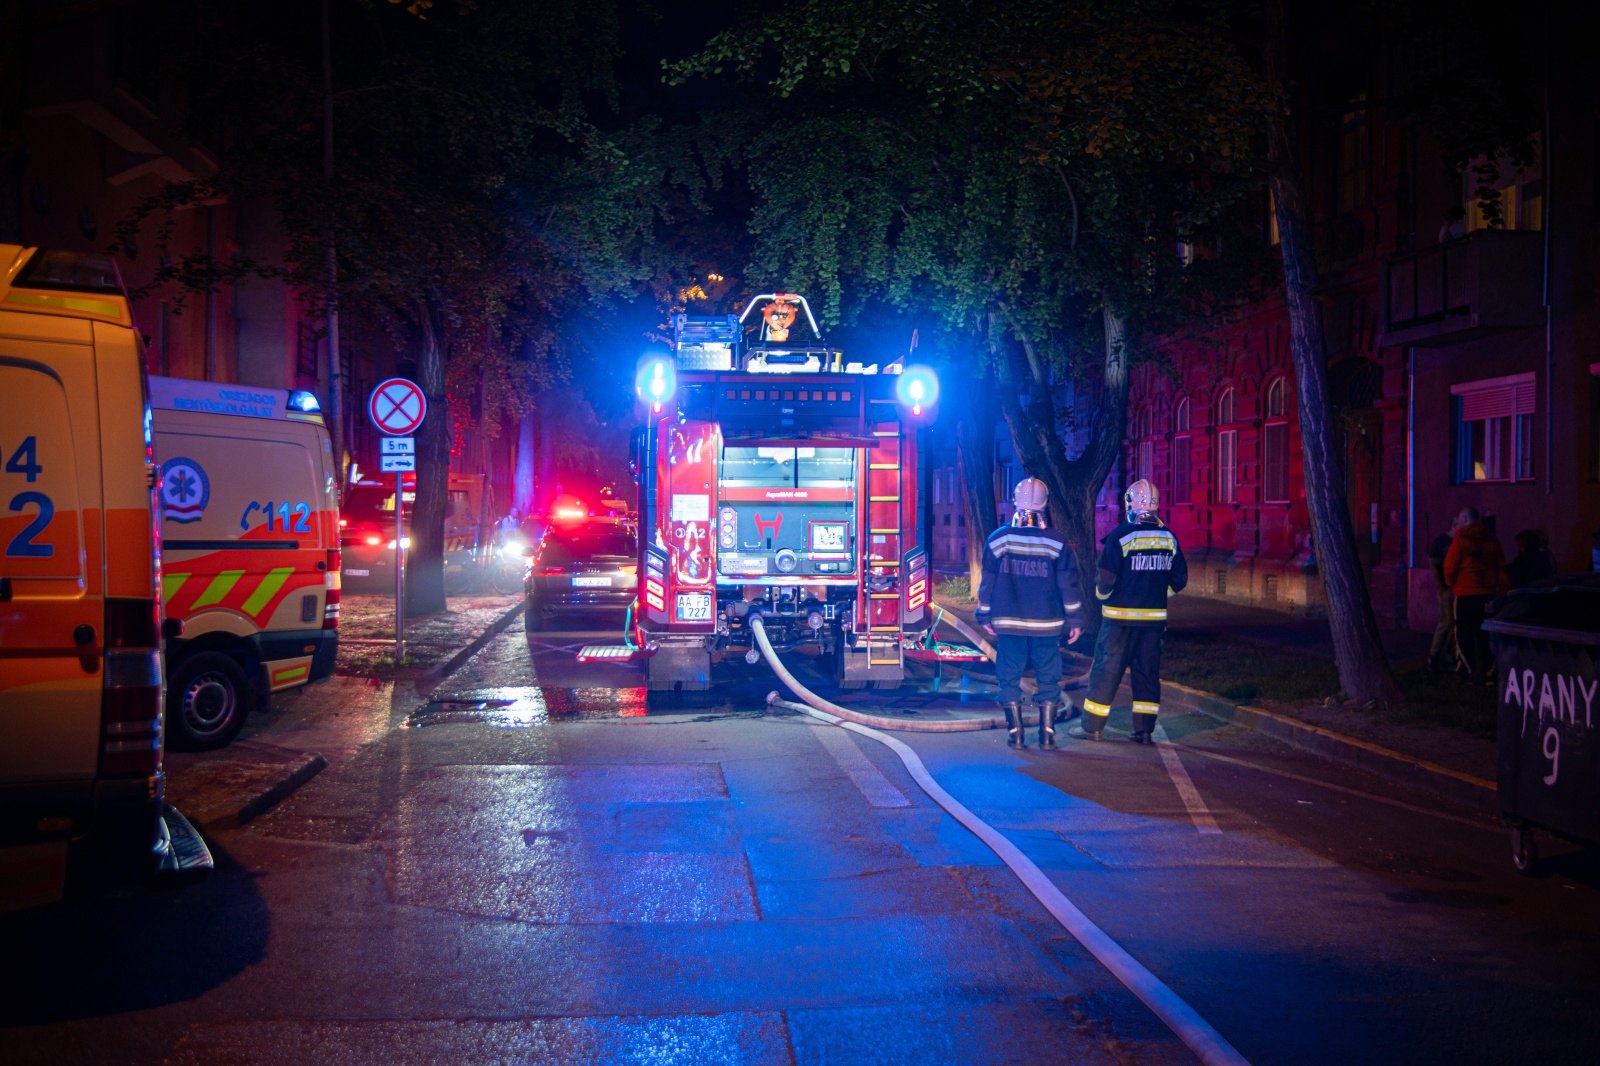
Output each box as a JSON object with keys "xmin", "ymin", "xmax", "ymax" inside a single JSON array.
[{"xmin": 369, "ymin": 380, "xmax": 427, "ymax": 663}]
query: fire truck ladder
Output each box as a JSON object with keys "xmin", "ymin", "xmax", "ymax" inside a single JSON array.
[{"xmin": 862, "ymin": 421, "xmax": 903, "ymax": 673}]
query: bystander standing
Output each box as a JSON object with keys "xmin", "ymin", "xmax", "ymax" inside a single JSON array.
[
  {"xmin": 1427, "ymin": 522, "xmax": 1457, "ymax": 673},
  {"xmin": 1507, "ymin": 529, "xmax": 1558, "ymax": 588},
  {"xmin": 1444, "ymin": 507, "xmax": 1509, "ymax": 683}
]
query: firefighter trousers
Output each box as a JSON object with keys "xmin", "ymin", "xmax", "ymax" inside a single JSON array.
[
  {"xmin": 1082, "ymin": 623, "xmax": 1164, "ymax": 735},
  {"xmin": 995, "ymin": 634, "xmax": 1062, "ymax": 707}
]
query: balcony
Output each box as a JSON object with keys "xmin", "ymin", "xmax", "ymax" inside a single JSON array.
[{"xmin": 1379, "ymin": 229, "xmax": 1544, "ymax": 348}]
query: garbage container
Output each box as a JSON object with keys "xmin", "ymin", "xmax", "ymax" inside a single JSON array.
[{"xmin": 1484, "ymin": 575, "xmax": 1600, "ymax": 875}]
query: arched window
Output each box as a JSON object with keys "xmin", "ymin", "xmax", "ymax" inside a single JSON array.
[
  {"xmin": 1136, "ymin": 406, "xmax": 1154, "ymax": 483},
  {"xmin": 1263, "ymin": 379, "xmax": 1290, "ymax": 502},
  {"xmin": 1266, "ymin": 378, "xmax": 1288, "ymax": 419},
  {"xmin": 1172, "ymin": 397, "xmax": 1192, "ymax": 504},
  {"xmin": 1216, "ymin": 387, "xmax": 1238, "ymax": 504}
]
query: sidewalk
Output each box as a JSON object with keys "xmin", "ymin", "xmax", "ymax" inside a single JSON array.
[
  {"xmin": 164, "ymin": 594, "xmax": 522, "ymax": 833},
  {"xmin": 338, "ymin": 593, "xmax": 522, "ymax": 677}
]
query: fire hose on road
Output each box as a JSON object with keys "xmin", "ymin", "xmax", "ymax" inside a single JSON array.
[{"xmin": 748, "ymin": 615, "xmax": 1253, "ymax": 1066}]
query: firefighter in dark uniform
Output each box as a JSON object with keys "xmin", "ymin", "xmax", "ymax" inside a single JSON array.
[
  {"xmin": 976, "ymin": 478, "xmax": 1084, "ymax": 750},
  {"xmin": 1068, "ymin": 478, "xmax": 1187, "ymax": 744}
]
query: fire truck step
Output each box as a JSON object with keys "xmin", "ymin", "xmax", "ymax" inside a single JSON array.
[{"xmin": 576, "ymin": 645, "xmax": 647, "ymax": 663}]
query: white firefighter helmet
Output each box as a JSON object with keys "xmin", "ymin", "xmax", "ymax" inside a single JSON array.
[
  {"xmin": 1124, "ymin": 478, "xmax": 1159, "ymax": 520},
  {"xmin": 1011, "ymin": 477, "xmax": 1049, "ymax": 526}
]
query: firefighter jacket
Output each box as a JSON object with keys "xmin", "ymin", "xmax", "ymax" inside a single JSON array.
[
  {"xmin": 975, "ymin": 524, "xmax": 1084, "ymax": 637},
  {"xmin": 1095, "ymin": 519, "xmax": 1187, "ymax": 627}
]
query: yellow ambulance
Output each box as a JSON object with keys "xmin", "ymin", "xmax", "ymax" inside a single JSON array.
[
  {"xmin": 150, "ymin": 376, "xmax": 340, "ymax": 750},
  {"xmin": 0, "ymin": 245, "xmax": 178, "ymax": 910}
]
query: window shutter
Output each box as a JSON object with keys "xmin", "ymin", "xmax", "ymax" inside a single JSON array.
[
  {"xmin": 1514, "ymin": 380, "xmax": 1536, "ymax": 415},
  {"xmin": 1461, "ymin": 386, "xmax": 1514, "ymax": 421}
]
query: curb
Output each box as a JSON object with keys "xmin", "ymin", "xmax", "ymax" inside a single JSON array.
[
  {"xmin": 1159, "ymin": 679, "xmax": 1497, "ymax": 811},
  {"xmin": 226, "ymin": 751, "xmax": 329, "ymax": 830},
  {"xmin": 428, "ymin": 600, "xmax": 526, "ymax": 680},
  {"xmin": 170, "ymin": 746, "xmax": 330, "ymax": 832}
]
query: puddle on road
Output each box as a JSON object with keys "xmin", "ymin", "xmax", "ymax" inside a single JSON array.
[{"xmin": 406, "ymin": 686, "xmax": 653, "ymax": 728}]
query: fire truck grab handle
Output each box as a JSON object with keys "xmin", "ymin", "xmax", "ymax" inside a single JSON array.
[{"xmin": 738, "ymin": 293, "xmax": 820, "ymax": 338}]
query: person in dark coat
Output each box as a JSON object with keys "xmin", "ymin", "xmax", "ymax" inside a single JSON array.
[{"xmin": 1507, "ymin": 529, "xmax": 1557, "ymax": 589}]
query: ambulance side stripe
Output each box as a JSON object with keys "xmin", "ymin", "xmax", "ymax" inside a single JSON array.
[
  {"xmin": 241, "ymin": 568, "xmax": 296, "ymax": 616},
  {"xmin": 190, "ymin": 570, "xmax": 245, "ymax": 608}
]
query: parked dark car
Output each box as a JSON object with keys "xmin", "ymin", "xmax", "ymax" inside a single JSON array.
[{"xmin": 524, "ymin": 518, "xmax": 638, "ymax": 630}]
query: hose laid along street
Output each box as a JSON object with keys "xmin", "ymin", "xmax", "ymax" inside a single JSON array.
[{"xmin": 5, "ymin": 614, "xmax": 1596, "ymax": 1066}]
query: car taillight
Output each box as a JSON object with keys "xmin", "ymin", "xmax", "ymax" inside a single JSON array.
[
  {"xmin": 539, "ymin": 566, "xmax": 564, "ymax": 575},
  {"xmin": 364, "ymin": 534, "xmax": 381, "ymax": 546},
  {"xmin": 620, "ymin": 564, "xmax": 637, "ymax": 574},
  {"xmin": 324, "ymin": 551, "xmax": 341, "ymax": 628},
  {"xmin": 102, "ymin": 598, "xmax": 162, "ymax": 778}
]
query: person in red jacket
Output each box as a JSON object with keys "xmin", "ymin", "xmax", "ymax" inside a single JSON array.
[{"xmin": 1443, "ymin": 507, "xmax": 1509, "ymax": 683}]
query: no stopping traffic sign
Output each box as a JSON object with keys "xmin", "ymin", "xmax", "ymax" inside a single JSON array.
[{"xmin": 368, "ymin": 378, "xmax": 427, "ymax": 435}]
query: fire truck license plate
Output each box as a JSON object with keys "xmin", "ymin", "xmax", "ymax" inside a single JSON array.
[
  {"xmin": 571, "ymin": 576, "xmax": 612, "ymax": 587},
  {"xmin": 675, "ymin": 592, "xmax": 712, "ymax": 621}
]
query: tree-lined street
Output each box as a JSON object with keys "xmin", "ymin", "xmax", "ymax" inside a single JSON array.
[{"xmin": 5, "ymin": 610, "xmax": 1598, "ymax": 1065}]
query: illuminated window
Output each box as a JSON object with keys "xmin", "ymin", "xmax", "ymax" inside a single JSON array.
[{"xmin": 1453, "ymin": 374, "xmax": 1536, "ymax": 483}]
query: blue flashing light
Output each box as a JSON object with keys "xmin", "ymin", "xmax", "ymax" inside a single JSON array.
[
  {"xmin": 895, "ymin": 365, "xmax": 939, "ymax": 414},
  {"xmin": 636, "ymin": 356, "xmax": 676, "ymax": 407},
  {"xmin": 287, "ymin": 390, "xmax": 322, "ymax": 413}
]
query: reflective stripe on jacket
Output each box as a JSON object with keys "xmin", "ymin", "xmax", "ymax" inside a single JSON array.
[
  {"xmin": 1094, "ymin": 519, "xmax": 1187, "ymax": 627},
  {"xmin": 975, "ymin": 524, "xmax": 1084, "ymax": 637}
]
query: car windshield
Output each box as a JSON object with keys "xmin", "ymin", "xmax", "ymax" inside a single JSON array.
[
  {"xmin": 541, "ymin": 528, "xmax": 635, "ymax": 565},
  {"xmin": 344, "ymin": 483, "xmax": 412, "ymax": 523}
]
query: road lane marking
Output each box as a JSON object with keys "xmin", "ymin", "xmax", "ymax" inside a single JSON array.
[
  {"xmin": 1154, "ymin": 723, "xmax": 1222, "ymax": 834},
  {"xmin": 1168, "ymin": 742, "xmax": 1496, "ymax": 830},
  {"xmin": 810, "ymin": 723, "xmax": 910, "ymax": 808},
  {"xmin": 824, "ymin": 711, "xmax": 1253, "ymax": 1066}
]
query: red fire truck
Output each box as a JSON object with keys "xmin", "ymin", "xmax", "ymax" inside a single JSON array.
[{"xmin": 622, "ymin": 293, "xmax": 938, "ymax": 700}]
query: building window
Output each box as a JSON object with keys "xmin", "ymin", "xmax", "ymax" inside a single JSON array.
[
  {"xmin": 1463, "ymin": 139, "xmax": 1543, "ymax": 233},
  {"xmin": 1136, "ymin": 406, "xmax": 1155, "ymax": 484},
  {"xmin": 1216, "ymin": 387, "xmax": 1237, "ymax": 504},
  {"xmin": 1452, "ymin": 373, "xmax": 1536, "ymax": 483},
  {"xmin": 1337, "ymin": 97, "xmax": 1370, "ymax": 215},
  {"xmin": 1172, "ymin": 397, "xmax": 1192, "ymax": 505},
  {"xmin": 1263, "ymin": 379, "xmax": 1290, "ymax": 503}
]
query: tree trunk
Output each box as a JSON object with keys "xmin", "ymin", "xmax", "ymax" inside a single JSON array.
[
  {"xmin": 406, "ymin": 300, "xmax": 449, "ymax": 615},
  {"xmin": 992, "ymin": 302, "xmax": 1130, "ymax": 629},
  {"xmin": 955, "ymin": 363, "xmax": 999, "ymax": 593},
  {"xmin": 1264, "ymin": 0, "xmax": 1399, "ymax": 704}
]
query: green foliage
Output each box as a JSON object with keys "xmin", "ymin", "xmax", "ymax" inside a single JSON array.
[{"xmin": 673, "ymin": 0, "xmax": 1273, "ymax": 374}]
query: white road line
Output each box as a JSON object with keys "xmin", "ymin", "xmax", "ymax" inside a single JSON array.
[
  {"xmin": 811, "ymin": 723, "xmax": 910, "ymax": 808},
  {"xmin": 831, "ymin": 713, "xmax": 1252, "ymax": 1066},
  {"xmin": 1169, "ymin": 742, "xmax": 1497, "ymax": 830},
  {"xmin": 1153, "ymin": 723, "xmax": 1223, "ymax": 834}
]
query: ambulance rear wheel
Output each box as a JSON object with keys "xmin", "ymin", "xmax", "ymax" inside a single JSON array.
[{"xmin": 167, "ymin": 653, "xmax": 254, "ymax": 751}]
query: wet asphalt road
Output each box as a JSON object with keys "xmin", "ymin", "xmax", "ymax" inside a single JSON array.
[{"xmin": 3, "ymin": 612, "xmax": 1599, "ymax": 1065}]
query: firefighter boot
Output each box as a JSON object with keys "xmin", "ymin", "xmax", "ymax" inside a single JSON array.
[
  {"xmin": 1037, "ymin": 701, "xmax": 1059, "ymax": 750},
  {"xmin": 1002, "ymin": 702, "xmax": 1025, "ymax": 748}
]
